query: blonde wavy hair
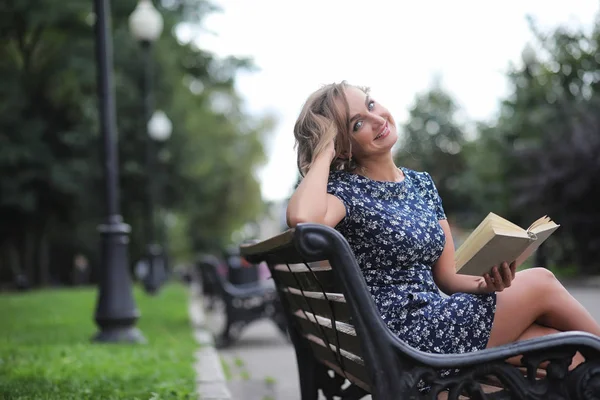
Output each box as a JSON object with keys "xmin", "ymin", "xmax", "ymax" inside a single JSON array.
[{"xmin": 294, "ymin": 81, "xmax": 369, "ymax": 176}]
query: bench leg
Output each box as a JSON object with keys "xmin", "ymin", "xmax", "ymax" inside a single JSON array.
[
  {"xmin": 296, "ymin": 349, "xmax": 320, "ymax": 400},
  {"xmin": 215, "ymin": 319, "xmax": 242, "ymax": 349}
]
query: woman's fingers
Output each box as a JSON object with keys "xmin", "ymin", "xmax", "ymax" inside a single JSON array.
[
  {"xmin": 510, "ymin": 261, "xmax": 517, "ymax": 280},
  {"xmin": 492, "ymin": 266, "xmax": 505, "ymax": 291},
  {"xmin": 485, "ymin": 261, "xmax": 516, "ymax": 293},
  {"xmin": 501, "ymin": 262, "xmax": 512, "ymax": 287},
  {"xmin": 483, "ymin": 273, "xmax": 494, "ymax": 290}
]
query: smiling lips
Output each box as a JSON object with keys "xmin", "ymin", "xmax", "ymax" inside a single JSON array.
[{"xmin": 374, "ymin": 121, "xmax": 390, "ymax": 141}]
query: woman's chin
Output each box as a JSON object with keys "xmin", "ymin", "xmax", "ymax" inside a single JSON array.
[{"xmin": 377, "ymin": 132, "xmax": 398, "ymax": 150}]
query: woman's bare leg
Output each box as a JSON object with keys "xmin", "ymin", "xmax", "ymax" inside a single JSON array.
[
  {"xmin": 487, "ymin": 268, "xmax": 600, "ymax": 348},
  {"xmin": 504, "ymin": 323, "xmax": 584, "ymax": 371}
]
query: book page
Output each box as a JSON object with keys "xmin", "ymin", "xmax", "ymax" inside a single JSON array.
[
  {"xmin": 527, "ymin": 216, "xmax": 552, "ymax": 231},
  {"xmin": 515, "ymin": 223, "xmax": 560, "ymax": 267},
  {"xmin": 491, "ymin": 214, "xmax": 527, "ymax": 232},
  {"xmin": 454, "ymin": 222, "xmax": 496, "ymax": 270},
  {"xmin": 456, "ymin": 234, "xmax": 533, "ymax": 276}
]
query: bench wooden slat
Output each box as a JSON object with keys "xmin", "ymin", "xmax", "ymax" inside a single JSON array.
[
  {"xmin": 240, "ymin": 231, "xmax": 299, "ymax": 263},
  {"xmin": 293, "ymin": 310, "xmax": 362, "ymax": 357},
  {"xmin": 272, "ymin": 263, "xmax": 337, "ymax": 293},
  {"xmin": 241, "ymin": 230, "xmax": 326, "ymax": 265},
  {"xmin": 303, "ymin": 334, "xmax": 372, "ymax": 387},
  {"xmin": 282, "ymin": 288, "xmax": 352, "ymax": 323},
  {"xmin": 274, "ymin": 263, "xmax": 332, "ymax": 273},
  {"xmin": 320, "ymin": 359, "xmax": 371, "ymax": 393},
  {"xmin": 294, "ymin": 310, "xmax": 356, "ymax": 335},
  {"xmin": 285, "ymin": 287, "xmax": 345, "ymax": 302}
]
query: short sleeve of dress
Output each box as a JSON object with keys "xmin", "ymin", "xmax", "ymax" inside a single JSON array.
[
  {"xmin": 326, "ymin": 171, "xmax": 354, "ymax": 224},
  {"xmin": 415, "ymin": 171, "xmax": 447, "ymax": 220}
]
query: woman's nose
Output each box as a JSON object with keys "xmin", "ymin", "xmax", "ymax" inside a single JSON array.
[{"xmin": 370, "ymin": 113, "xmax": 386, "ymax": 127}]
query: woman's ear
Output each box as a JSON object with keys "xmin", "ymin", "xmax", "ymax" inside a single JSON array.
[{"xmin": 336, "ymin": 152, "xmax": 352, "ymax": 160}]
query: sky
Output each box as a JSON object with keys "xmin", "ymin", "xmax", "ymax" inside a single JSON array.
[{"xmin": 178, "ymin": 0, "xmax": 598, "ymax": 202}]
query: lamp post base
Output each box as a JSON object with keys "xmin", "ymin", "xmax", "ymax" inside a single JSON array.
[
  {"xmin": 93, "ymin": 218, "xmax": 145, "ymax": 344},
  {"xmin": 142, "ymin": 243, "xmax": 167, "ymax": 295},
  {"xmin": 92, "ymin": 325, "xmax": 146, "ymax": 343}
]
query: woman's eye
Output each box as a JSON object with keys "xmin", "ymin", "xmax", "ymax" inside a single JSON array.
[
  {"xmin": 368, "ymin": 100, "xmax": 375, "ymax": 111},
  {"xmin": 353, "ymin": 120, "xmax": 363, "ymax": 132}
]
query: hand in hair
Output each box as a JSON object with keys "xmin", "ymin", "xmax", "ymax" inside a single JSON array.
[{"xmin": 324, "ymin": 139, "xmax": 336, "ymax": 164}]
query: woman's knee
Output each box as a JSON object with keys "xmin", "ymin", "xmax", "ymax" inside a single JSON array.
[
  {"xmin": 520, "ymin": 267, "xmax": 555, "ymax": 279},
  {"xmin": 518, "ymin": 267, "xmax": 559, "ymax": 291},
  {"xmin": 501, "ymin": 268, "xmax": 561, "ymax": 315}
]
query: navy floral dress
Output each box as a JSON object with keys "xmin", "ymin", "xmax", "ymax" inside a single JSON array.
[{"xmin": 327, "ymin": 167, "xmax": 496, "ymax": 355}]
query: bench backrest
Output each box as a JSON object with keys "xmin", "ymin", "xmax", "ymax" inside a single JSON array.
[
  {"xmin": 241, "ymin": 223, "xmax": 413, "ymax": 397},
  {"xmin": 273, "ymin": 261, "xmax": 370, "ymax": 390},
  {"xmin": 196, "ymin": 254, "xmax": 224, "ymax": 297}
]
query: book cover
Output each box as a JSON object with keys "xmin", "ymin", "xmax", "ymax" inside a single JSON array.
[{"xmin": 455, "ymin": 213, "xmax": 559, "ymax": 276}]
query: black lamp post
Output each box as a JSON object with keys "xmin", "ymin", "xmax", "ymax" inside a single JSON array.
[
  {"xmin": 92, "ymin": 0, "xmax": 144, "ymax": 343},
  {"xmin": 143, "ymin": 110, "xmax": 173, "ymax": 293},
  {"xmin": 129, "ymin": 0, "xmax": 168, "ymax": 294}
]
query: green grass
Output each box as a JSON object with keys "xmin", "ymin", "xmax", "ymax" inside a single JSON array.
[{"xmin": 0, "ymin": 283, "xmax": 197, "ymax": 400}]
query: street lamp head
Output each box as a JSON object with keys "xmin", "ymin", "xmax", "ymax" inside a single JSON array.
[
  {"xmin": 148, "ymin": 110, "xmax": 173, "ymax": 141},
  {"xmin": 129, "ymin": 0, "xmax": 164, "ymax": 43}
]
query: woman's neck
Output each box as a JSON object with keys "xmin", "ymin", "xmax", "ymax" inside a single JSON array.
[{"xmin": 356, "ymin": 156, "xmax": 404, "ymax": 182}]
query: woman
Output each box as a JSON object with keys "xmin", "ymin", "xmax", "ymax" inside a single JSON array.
[{"xmin": 286, "ymin": 81, "xmax": 600, "ymax": 363}]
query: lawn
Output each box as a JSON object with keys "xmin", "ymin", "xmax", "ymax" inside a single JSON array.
[{"xmin": 0, "ymin": 283, "xmax": 197, "ymax": 400}]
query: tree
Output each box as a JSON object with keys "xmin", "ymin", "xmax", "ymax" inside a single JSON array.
[
  {"xmin": 0, "ymin": 0, "xmax": 273, "ymax": 287},
  {"xmin": 472, "ymin": 15, "xmax": 600, "ymax": 273},
  {"xmin": 394, "ymin": 79, "xmax": 472, "ymax": 219}
]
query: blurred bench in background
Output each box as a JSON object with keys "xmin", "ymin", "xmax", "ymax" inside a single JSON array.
[{"xmin": 195, "ymin": 253, "xmax": 287, "ymax": 348}]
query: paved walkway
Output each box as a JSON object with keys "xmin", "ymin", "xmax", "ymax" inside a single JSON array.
[
  {"xmin": 189, "ymin": 283, "xmax": 297, "ymax": 399},
  {"xmin": 190, "ymin": 282, "xmax": 600, "ymax": 399},
  {"xmin": 218, "ymin": 320, "xmax": 297, "ymax": 399},
  {"xmin": 189, "ymin": 284, "xmax": 232, "ymax": 400}
]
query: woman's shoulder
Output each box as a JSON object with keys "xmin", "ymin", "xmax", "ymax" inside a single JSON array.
[
  {"xmin": 400, "ymin": 167, "xmax": 431, "ymax": 182},
  {"xmin": 401, "ymin": 167, "xmax": 440, "ymax": 196}
]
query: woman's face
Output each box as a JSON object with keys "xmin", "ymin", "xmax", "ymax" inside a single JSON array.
[{"xmin": 342, "ymin": 86, "xmax": 398, "ymax": 161}]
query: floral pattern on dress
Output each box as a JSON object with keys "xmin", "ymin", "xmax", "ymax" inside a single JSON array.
[{"xmin": 327, "ymin": 167, "xmax": 496, "ymax": 355}]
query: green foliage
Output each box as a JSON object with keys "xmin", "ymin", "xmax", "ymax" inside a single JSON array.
[
  {"xmin": 0, "ymin": 284, "xmax": 196, "ymax": 399},
  {"xmin": 479, "ymin": 17, "xmax": 600, "ymax": 273},
  {"xmin": 394, "ymin": 78, "xmax": 472, "ymax": 219},
  {"xmin": 396, "ymin": 15, "xmax": 600, "ymax": 275},
  {"xmin": 0, "ymin": 0, "xmax": 273, "ymax": 285}
]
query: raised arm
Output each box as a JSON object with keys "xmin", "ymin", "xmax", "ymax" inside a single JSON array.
[{"xmin": 286, "ymin": 142, "xmax": 346, "ymax": 228}]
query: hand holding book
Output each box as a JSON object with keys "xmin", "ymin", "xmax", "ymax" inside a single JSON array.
[
  {"xmin": 475, "ymin": 261, "xmax": 516, "ymax": 294},
  {"xmin": 454, "ymin": 213, "xmax": 560, "ymax": 277}
]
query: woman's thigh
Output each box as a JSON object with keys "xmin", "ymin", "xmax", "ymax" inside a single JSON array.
[{"xmin": 486, "ymin": 268, "xmax": 556, "ymax": 348}]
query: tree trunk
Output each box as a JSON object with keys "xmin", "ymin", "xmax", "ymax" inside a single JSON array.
[
  {"xmin": 22, "ymin": 228, "xmax": 35, "ymax": 285},
  {"xmin": 38, "ymin": 228, "xmax": 50, "ymax": 286},
  {"xmin": 7, "ymin": 241, "xmax": 30, "ymax": 289}
]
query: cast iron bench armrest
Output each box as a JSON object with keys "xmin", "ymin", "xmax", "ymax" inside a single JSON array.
[{"xmin": 393, "ymin": 331, "xmax": 600, "ymax": 370}]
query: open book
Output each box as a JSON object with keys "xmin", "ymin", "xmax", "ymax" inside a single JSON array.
[{"xmin": 454, "ymin": 213, "xmax": 560, "ymax": 276}]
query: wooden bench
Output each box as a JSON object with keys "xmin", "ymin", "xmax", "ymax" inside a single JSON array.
[
  {"xmin": 240, "ymin": 223, "xmax": 600, "ymax": 399},
  {"xmin": 195, "ymin": 254, "xmax": 288, "ymax": 348}
]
